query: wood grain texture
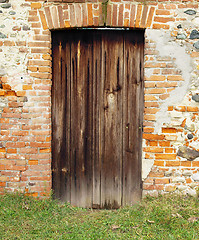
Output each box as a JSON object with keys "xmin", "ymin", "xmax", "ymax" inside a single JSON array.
[{"xmin": 52, "ymin": 30, "xmax": 144, "ymax": 208}]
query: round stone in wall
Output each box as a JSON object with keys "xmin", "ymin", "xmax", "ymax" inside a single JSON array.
[
  {"xmin": 9, "ymin": 11, "xmax": 16, "ymax": 15},
  {"xmin": 192, "ymin": 173, "xmax": 199, "ymax": 181},
  {"xmin": 176, "ymin": 33, "xmax": 186, "ymax": 40},
  {"xmin": 187, "ymin": 134, "xmax": 193, "ymax": 139},
  {"xmin": 1, "ymin": 3, "xmax": 11, "ymax": 8},
  {"xmin": 192, "ymin": 94, "xmax": 199, "ymax": 102},
  {"xmin": 0, "ymin": 32, "xmax": 6, "ymax": 38},
  {"xmin": 184, "ymin": 9, "xmax": 196, "ymax": 15},
  {"xmin": 22, "ymin": 25, "xmax": 30, "ymax": 31},
  {"xmin": 193, "ymin": 41, "xmax": 199, "ymax": 49},
  {"xmin": 190, "ymin": 30, "xmax": 199, "ymax": 39},
  {"xmin": 0, "ymin": 0, "xmax": 7, "ymax": 3}
]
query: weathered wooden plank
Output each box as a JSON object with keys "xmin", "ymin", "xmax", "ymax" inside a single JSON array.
[
  {"xmin": 52, "ymin": 33, "xmax": 63, "ymax": 200},
  {"xmin": 70, "ymin": 34, "xmax": 78, "ymax": 206},
  {"xmin": 92, "ymin": 32, "xmax": 102, "ymax": 208},
  {"xmin": 70, "ymin": 31, "xmax": 93, "ymax": 207},
  {"xmin": 60, "ymin": 35, "xmax": 72, "ymax": 203},
  {"xmin": 138, "ymin": 32, "xmax": 145, "ymax": 201},
  {"xmin": 122, "ymin": 31, "xmax": 144, "ymax": 205},
  {"xmin": 80, "ymin": 31, "xmax": 93, "ymax": 207},
  {"xmin": 100, "ymin": 31, "xmax": 123, "ymax": 209}
]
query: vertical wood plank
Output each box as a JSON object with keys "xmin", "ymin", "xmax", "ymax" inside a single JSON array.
[
  {"xmin": 51, "ymin": 32, "xmax": 62, "ymax": 199},
  {"xmin": 100, "ymin": 31, "xmax": 123, "ymax": 209},
  {"xmin": 70, "ymin": 31, "xmax": 93, "ymax": 207},
  {"xmin": 61, "ymin": 35, "xmax": 72, "ymax": 203},
  {"xmin": 92, "ymin": 32, "xmax": 102, "ymax": 208},
  {"xmin": 122, "ymin": 30, "xmax": 144, "ymax": 205}
]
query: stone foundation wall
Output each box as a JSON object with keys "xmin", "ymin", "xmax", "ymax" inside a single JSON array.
[{"xmin": 0, "ymin": 0, "xmax": 199, "ymax": 197}]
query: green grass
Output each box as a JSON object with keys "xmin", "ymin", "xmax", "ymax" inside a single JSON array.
[{"xmin": 0, "ymin": 193, "xmax": 198, "ymax": 239}]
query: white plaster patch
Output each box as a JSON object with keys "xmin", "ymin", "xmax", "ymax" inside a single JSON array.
[
  {"xmin": 145, "ymin": 29, "xmax": 192, "ymax": 133},
  {"xmin": 142, "ymin": 159, "xmax": 154, "ymax": 180},
  {"xmin": 192, "ymin": 17, "xmax": 199, "ymax": 26}
]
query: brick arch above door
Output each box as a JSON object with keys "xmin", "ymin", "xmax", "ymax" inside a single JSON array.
[{"xmin": 36, "ymin": 3, "xmax": 156, "ymax": 30}]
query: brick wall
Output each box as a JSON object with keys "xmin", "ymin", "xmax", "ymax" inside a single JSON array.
[{"xmin": 0, "ymin": 0, "xmax": 199, "ymax": 197}]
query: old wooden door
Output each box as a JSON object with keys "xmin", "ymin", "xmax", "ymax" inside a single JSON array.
[{"xmin": 52, "ymin": 29, "xmax": 144, "ymax": 208}]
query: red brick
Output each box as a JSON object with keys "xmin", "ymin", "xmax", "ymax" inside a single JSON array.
[
  {"xmin": 154, "ymin": 16, "xmax": 175, "ymax": 23},
  {"xmin": 135, "ymin": 5, "xmax": 142, "ymax": 28},
  {"xmin": 180, "ymin": 161, "xmax": 191, "ymax": 167},
  {"xmin": 165, "ymin": 148, "xmax": 173, "ymax": 153},
  {"xmin": 153, "ymin": 23, "xmax": 170, "ymax": 29},
  {"xmin": 31, "ymin": 3, "xmax": 41, "ymax": 9},
  {"xmin": 148, "ymin": 141, "xmax": 158, "ymax": 146},
  {"xmin": 140, "ymin": 5, "xmax": 148, "ymax": 28},
  {"xmin": 165, "ymin": 161, "xmax": 180, "ymax": 167},
  {"xmin": 143, "ymin": 127, "xmax": 154, "ymax": 133},
  {"xmin": 165, "ymin": 185, "xmax": 176, "ymax": 192},
  {"xmin": 155, "ymin": 179, "xmax": 169, "ymax": 184},
  {"xmin": 162, "ymin": 128, "xmax": 177, "ymax": 133},
  {"xmin": 156, "ymin": 9, "xmax": 170, "ymax": 15},
  {"xmin": 144, "ymin": 147, "xmax": 163, "ymax": 153},
  {"xmin": 187, "ymin": 106, "xmax": 198, "ymax": 112},
  {"xmin": 44, "ymin": 7, "xmax": 53, "ymax": 29},
  {"xmin": 130, "ymin": 5, "xmax": 136, "ymax": 28},
  {"xmin": 143, "ymin": 134, "xmax": 164, "ymax": 140},
  {"xmin": 156, "ymin": 154, "xmax": 176, "ymax": 160},
  {"xmin": 146, "ymin": 6, "xmax": 155, "ymax": 28},
  {"xmin": 154, "ymin": 160, "xmax": 164, "ymax": 166},
  {"xmin": 154, "ymin": 185, "xmax": 164, "ymax": 190},
  {"xmin": 167, "ymin": 75, "xmax": 183, "ymax": 81},
  {"xmin": 145, "ymin": 88, "xmax": 166, "ymax": 94},
  {"xmin": 192, "ymin": 161, "xmax": 199, "ymax": 167},
  {"xmin": 112, "ymin": 4, "xmax": 117, "ymax": 27},
  {"xmin": 51, "ymin": 6, "xmax": 59, "ymax": 29},
  {"xmin": 149, "ymin": 172, "xmax": 164, "ymax": 178},
  {"xmin": 143, "ymin": 184, "xmax": 154, "ymax": 190},
  {"xmin": 146, "ymin": 75, "xmax": 166, "ymax": 81}
]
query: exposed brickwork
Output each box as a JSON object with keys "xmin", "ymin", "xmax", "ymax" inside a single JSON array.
[{"xmin": 0, "ymin": 0, "xmax": 199, "ymax": 198}]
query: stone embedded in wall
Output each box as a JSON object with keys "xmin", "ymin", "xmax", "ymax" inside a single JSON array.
[
  {"xmin": 172, "ymin": 177, "xmax": 186, "ymax": 183},
  {"xmin": 187, "ymin": 134, "xmax": 193, "ymax": 139},
  {"xmin": 182, "ymin": 170, "xmax": 192, "ymax": 176},
  {"xmin": 184, "ymin": 9, "xmax": 196, "ymax": 15},
  {"xmin": 0, "ymin": 68, "xmax": 5, "ymax": 75},
  {"xmin": 193, "ymin": 41, "xmax": 199, "ymax": 49},
  {"xmin": 165, "ymin": 170, "xmax": 172, "ymax": 177},
  {"xmin": 177, "ymin": 146, "xmax": 199, "ymax": 161},
  {"xmin": 0, "ymin": 0, "xmax": 7, "ymax": 3},
  {"xmin": 20, "ymin": 96, "xmax": 28, "ymax": 102},
  {"xmin": 22, "ymin": 25, "xmax": 30, "ymax": 31},
  {"xmin": 192, "ymin": 94, "xmax": 199, "ymax": 102},
  {"xmin": 192, "ymin": 173, "xmax": 199, "ymax": 181},
  {"xmin": 177, "ymin": 185, "xmax": 187, "ymax": 191},
  {"xmin": 186, "ymin": 188, "xmax": 197, "ymax": 197},
  {"xmin": 9, "ymin": 11, "xmax": 16, "ymax": 15},
  {"xmin": 184, "ymin": 124, "xmax": 195, "ymax": 132},
  {"xmin": 1, "ymin": 3, "xmax": 11, "ymax": 8},
  {"xmin": 0, "ymin": 32, "xmax": 6, "ymax": 38},
  {"xmin": 176, "ymin": 33, "xmax": 186, "ymax": 40},
  {"xmin": 190, "ymin": 30, "xmax": 199, "ymax": 39}
]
